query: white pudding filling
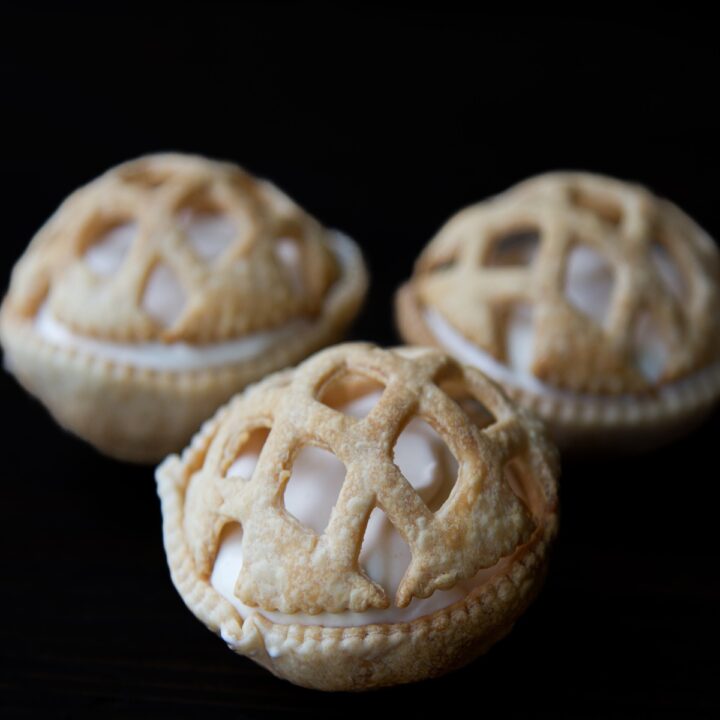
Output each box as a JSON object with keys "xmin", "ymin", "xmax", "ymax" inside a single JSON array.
[
  {"xmin": 84, "ymin": 222, "xmax": 137, "ymax": 276},
  {"xmin": 177, "ymin": 210, "xmax": 237, "ymax": 263},
  {"xmin": 211, "ymin": 392, "xmax": 513, "ymax": 627},
  {"xmin": 32, "ymin": 232, "xmax": 356, "ymax": 372},
  {"xmin": 424, "ymin": 245, "xmax": 716, "ymax": 407},
  {"xmin": 34, "ymin": 305, "xmax": 309, "ymax": 372}
]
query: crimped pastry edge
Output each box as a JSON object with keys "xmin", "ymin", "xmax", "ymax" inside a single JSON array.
[
  {"xmin": 395, "ymin": 282, "xmax": 720, "ymax": 451},
  {"xmin": 155, "ymin": 367, "xmax": 559, "ymax": 691},
  {"xmin": 0, "ymin": 232, "xmax": 367, "ymax": 463}
]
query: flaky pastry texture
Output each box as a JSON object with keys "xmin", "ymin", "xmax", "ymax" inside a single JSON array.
[
  {"xmin": 157, "ymin": 343, "xmax": 559, "ymax": 690},
  {"xmin": 398, "ymin": 172, "xmax": 720, "ymax": 395}
]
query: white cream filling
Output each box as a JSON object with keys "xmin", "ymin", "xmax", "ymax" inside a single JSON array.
[
  {"xmin": 84, "ymin": 222, "xmax": 137, "ymax": 276},
  {"xmin": 177, "ymin": 210, "xmax": 236, "ymax": 263},
  {"xmin": 211, "ymin": 392, "xmax": 508, "ymax": 627},
  {"xmin": 35, "ymin": 305, "xmax": 308, "ymax": 371},
  {"xmin": 142, "ymin": 264, "xmax": 187, "ymax": 329},
  {"xmin": 32, "ymin": 232, "xmax": 356, "ymax": 372},
  {"xmin": 564, "ymin": 246, "xmax": 613, "ymax": 327},
  {"xmin": 425, "ymin": 307, "xmax": 720, "ymax": 408}
]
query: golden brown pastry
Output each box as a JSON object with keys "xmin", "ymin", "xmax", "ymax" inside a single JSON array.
[
  {"xmin": 1, "ymin": 154, "xmax": 367, "ymax": 462},
  {"xmin": 396, "ymin": 172, "xmax": 720, "ymax": 450},
  {"xmin": 156, "ymin": 343, "xmax": 559, "ymax": 690}
]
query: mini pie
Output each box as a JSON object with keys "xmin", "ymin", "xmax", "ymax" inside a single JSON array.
[
  {"xmin": 156, "ymin": 342, "xmax": 559, "ymax": 691},
  {"xmin": 396, "ymin": 172, "xmax": 720, "ymax": 450},
  {"xmin": 0, "ymin": 153, "xmax": 367, "ymax": 462}
]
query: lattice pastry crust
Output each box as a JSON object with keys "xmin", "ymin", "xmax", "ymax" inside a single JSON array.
[
  {"xmin": 0, "ymin": 154, "xmax": 367, "ymax": 461},
  {"xmin": 157, "ymin": 343, "xmax": 559, "ymax": 690},
  {"xmin": 5, "ymin": 153, "xmax": 342, "ymax": 343},
  {"xmin": 396, "ymin": 172, "xmax": 720, "ymax": 449}
]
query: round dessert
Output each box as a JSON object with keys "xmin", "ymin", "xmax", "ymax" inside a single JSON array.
[
  {"xmin": 156, "ymin": 343, "xmax": 559, "ymax": 691},
  {"xmin": 396, "ymin": 172, "xmax": 720, "ymax": 450},
  {"xmin": 0, "ymin": 153, "xmax": 367, "ymax": 462}
]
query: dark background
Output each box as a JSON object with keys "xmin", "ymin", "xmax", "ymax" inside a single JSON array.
[{"xmin": 1, "ymin": 8, "xmax": 719, "ymax": 719}]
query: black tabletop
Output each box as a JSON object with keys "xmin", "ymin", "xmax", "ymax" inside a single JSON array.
[{"xmin": 1, "ymin": 9, "xmax": 719, "ymax": 719}]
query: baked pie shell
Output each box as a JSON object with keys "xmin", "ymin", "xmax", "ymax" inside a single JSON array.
[{"xmin": 156, "ymin": 345, "xmax": 559, "ymax": 691}]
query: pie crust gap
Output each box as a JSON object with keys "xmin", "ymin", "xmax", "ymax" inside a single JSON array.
[
  {"xmin": 156, "ymin": 343, "xmax": 559, "ymax": 691},
  {"xmin": 395, "ymin": 171, "xmax": 720, "ymax": 451},
  {"xmin": 0, "ymin": 153, "xmax": 368, "ymax": 462}
]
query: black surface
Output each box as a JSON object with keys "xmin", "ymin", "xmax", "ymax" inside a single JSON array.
[{"xmin": 1, "ymin": 9, "xmax": 719, "ymax": 719}]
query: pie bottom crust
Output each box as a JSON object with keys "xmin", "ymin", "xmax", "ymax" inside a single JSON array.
[
  {"xmin": 155, "ymin": 393, "xmax": 559, "ymax": 692},
  {"xmin": 0, "ymin": 240, "xmax": 366, "ymax": 464},
  {"xmin": 395, "ymin": 283, "xmax": 720, "ymax": 452}
]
